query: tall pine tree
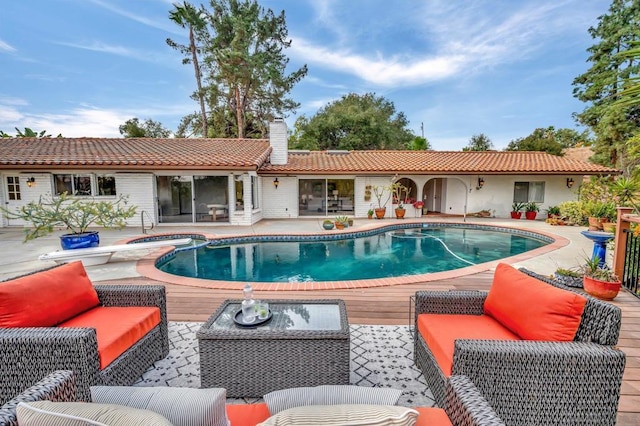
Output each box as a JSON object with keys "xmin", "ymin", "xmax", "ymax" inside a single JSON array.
[{"xmin": 572, "ymin": 0, "xmax": 640, "ymax": 172}]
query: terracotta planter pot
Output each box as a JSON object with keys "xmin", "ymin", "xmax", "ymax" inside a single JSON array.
[
  {"xmin": 510, "ymin": 211, "xmax": 522, "ymax": 219},
  {"xmin": 602, "ymin": 222, "xmax": 615, "ymax": 233},
  {"xmin": 374, "ymin": 208, "xmax": 386, "ymax": 219},
  {"xmin": 525, "ymin": 211, "xmax": 537, "ymax": 220},
  {"xmin": 334, "ymin": 222, "xmax": 345, "ymax": 230},
  {"xmin": 395, "ymin": 208, "xmax": 406, "ymax": 219},
  {"xmin": 588, "ymin": 216, "xmax": 603, "ymax": 231},
  {"xmin": 583, "ymin": 276, "xmax": 621, "ymax": 301}
]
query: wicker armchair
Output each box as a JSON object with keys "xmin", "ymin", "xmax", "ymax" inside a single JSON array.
[
  {"xmin": 0, "ymin": 370, "xmax": 76, "ymax": 426},
  {"xmin": 0, "ymin": 284, "xmax": 169, "ymax": 403},
  {"xmin": 414, "ymin": 273, "xmax": 626, "ymax": 426},
  {"xmin": 445, "ymin": 375, "xmax": 505, "ymax": 426}
]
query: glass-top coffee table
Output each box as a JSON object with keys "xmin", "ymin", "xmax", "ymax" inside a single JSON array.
[{"xmin": 196, "ymin": 299, "xmax": 350, "ymax": 397}]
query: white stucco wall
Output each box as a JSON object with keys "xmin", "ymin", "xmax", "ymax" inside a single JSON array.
[
  {"xmin": 0, "ymin": 170, "xmax": 586, "ymax": 228},
  {"xmin": 465, "ymin": 175, "xmax": 578, "ymax": 218},
  {"xmin": 261, "ymin": 176, "xmax": 298, "ymax": 219}
]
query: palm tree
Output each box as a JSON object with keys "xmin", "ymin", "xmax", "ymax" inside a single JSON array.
[{"xmin": 168, "ymin": 2, "xmax": 208, "ymax": 137}]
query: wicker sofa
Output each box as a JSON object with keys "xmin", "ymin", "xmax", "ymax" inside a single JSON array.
[
  {"xmin": 413, "ymin": 263, "xmax": 626, "ymax": 426},
  {"xmin": 1, "ymin": 371, "xmax": 506, "ymax": 426},
  {"xmin": 0, "ymin": 262, "xmax": 169, "ymax": 404}
]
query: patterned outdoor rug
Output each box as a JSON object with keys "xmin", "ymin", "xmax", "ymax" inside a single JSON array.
[{"xmin": 134, "ymin": 322, "xmax": 435, "ymax": 408}]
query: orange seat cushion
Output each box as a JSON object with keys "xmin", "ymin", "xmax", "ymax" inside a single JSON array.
[
  {"xmin": 58, "ymin": 306, "xmax": 160, "ymax": 369},
  {"xmin": 226, "ymin": 403, "xmax": 451, "ymax": 426},
  {"xmin": 414, "ymin": 407, "xmax": 453, "ymax": 426},
  {"xmin": 418, "ymin": 313, "xmax": 520, "ymax": 377},
  {"xmin": 484, "ymin": 263, "xmax": 587, "ymax": 341},
  {"xmin": 0, "ymin": 261, "xmax": 99, "ymax": 327},
  {"xmin": 226, "ymin": 403, "xmax": 271, "ymax": 426}
]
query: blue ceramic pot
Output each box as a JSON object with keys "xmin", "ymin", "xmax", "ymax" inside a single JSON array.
[{"xmin": 59, "ymin": 231, "xmax": 100, "ymax": 250}]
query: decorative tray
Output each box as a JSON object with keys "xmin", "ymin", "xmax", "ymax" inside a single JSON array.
[{"xmin": 233, "ymin": 309, "xmax": 273, "ymax": 327}]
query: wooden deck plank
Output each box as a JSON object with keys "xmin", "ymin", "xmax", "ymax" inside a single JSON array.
[{"xmin": 97, "ymin": 273, "xmax": 640, "ymax": 423}]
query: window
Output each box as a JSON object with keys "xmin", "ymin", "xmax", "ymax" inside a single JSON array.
[
  {"xmin": 6, "ymin": 176, "xmax": 21, "ymax": 200},
  {"xmin": 53, "ymin": 174, "xmax": 117, "ymax": 196},
  {"xmin": 97, "ymin": 175, "xmax": 116, "ymax": 195},
  {"xmin": 514, "ymin": 181, "xmax": 545, "ymax": 203},
  {"xmin": 251, "ymin": 176, "xmax": 259, "ymax": 209}
]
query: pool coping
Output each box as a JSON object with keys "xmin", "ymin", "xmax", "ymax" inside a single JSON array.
[{"xmin": 133, "ymin": 219, "xmax": 569, "ymax": 291}]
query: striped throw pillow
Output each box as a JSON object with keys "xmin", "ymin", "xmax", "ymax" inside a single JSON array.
[
  {"xmin": 258, "ymin": 404, "xmax": 419, "ymax": 426},
  {"xmin": 264, "ymin": 385, "xmax": 402, "ymax": 414},
  {"xmin": 90, "ymin": 386, "xmax": 227, "ymax": 426},
  {"xmin": 16, "ymin": 401, "xmax": 172, "ymax": 426}
]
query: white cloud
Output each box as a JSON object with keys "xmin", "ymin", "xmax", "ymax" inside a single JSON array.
[
  {"xmin": 291, "ymin": 1, "xmax": 593, "ymax": 87},
  {"xmin": 87, "ymin": 0, "xmax": 182, "ymax": 35},
  {"xmin": 0, "ymin": 39, "xmax": 16, "ymax": 52},
  {"xmin": 53, "ymin": 41, "xmax": 175, "ymax": 65},
  {"xmin": 0, "ymin": 100, "xmax": 191, "ymax": 137},
  {"xmin": 291, "ymin": 39, "xmax": 465, "ymax": 87}
]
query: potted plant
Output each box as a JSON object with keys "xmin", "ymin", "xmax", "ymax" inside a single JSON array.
[
  {"xmin": 510, "ymin": 202, "xmax": 525, "ymax": 219},
  {"xmin": 600, "ymin": 202, "xmax": 618, "ymax": 233},
  {"xmin": 334, "ymin": 215, "xmax": 349, "ymax": 229},
  {"xmin": 581, "ymin": 256, "xmax": 622, "ymax": 300},
  {"xmin": 391, "ymin": 181, "xmax": 410, "ymax": 219},
  {"xmin": 322, "ymin": 219, "xmax": 334, "ymax": 230},
  {"xmin": 545, "ymin": 205, "xmax": 561, "ymax": 219},
  {"xmin": 372, "ymin": 185, "xmax": 390, "ymax": 219},
  {"xmin": 1, "ymin": 192, "xmax": 136, "ymax": 249},
  {"xmin": 412, "ymin": 200, "xmax": 425, "ymax": 217},
  {"xmin": 524, "ymin": 202, "xmax": 539, "ymax": 220},
  {"xmin": 367, "ymin": 208, "xmax": 374, "ymax": 219},
  {"xmin": 584, "ymin": 201, "xmax": 609, "ymax": 230}
]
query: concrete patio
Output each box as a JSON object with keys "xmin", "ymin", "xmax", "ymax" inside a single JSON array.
[{"xmin": 0, "ymin": 217, "xmax": 638, "ymax": 424}]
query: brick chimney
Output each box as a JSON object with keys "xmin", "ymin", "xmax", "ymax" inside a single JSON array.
[{"xmin": 268, "ymin": 118, "xmax": 288, "ymax": 165}]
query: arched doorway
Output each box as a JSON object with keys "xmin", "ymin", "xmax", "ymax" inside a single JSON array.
[{"xmin": 423, "ymin": 178, "xmax": 444, "ymax": 213}]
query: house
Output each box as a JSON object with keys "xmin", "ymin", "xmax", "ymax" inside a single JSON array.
[{"xmin": 0, "ymin": 120, "xmax": 620, "ymax": 229}]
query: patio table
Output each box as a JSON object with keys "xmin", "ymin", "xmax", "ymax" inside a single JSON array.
[{"xmin": 196, "ymin": 299, "xmax": 350, "ymax": 397}]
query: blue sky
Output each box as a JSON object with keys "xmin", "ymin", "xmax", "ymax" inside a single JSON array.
[{"xmin": 1, "ymin": 0, "xmax": 610, "ymax": 150}]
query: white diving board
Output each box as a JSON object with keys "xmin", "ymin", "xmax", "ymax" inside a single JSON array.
[{"xmin": 38, "ymin": 238, "xmax": 193, "ymax": 266}]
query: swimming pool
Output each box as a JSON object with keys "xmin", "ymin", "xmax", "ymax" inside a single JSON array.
[{"xmin": 156, "ymin": 224, "xmax": 551, "ymax": 283}]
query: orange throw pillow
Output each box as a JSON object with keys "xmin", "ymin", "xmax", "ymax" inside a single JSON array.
[
  {"xmin": 483, "ymin": 263, "xmax": 587, "ymax": 341},
  {"xmin": 0, "ymin": 261, "xmax": 100, "ymax": 327}
]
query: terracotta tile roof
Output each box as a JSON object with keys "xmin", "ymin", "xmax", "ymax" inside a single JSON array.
[
  {"xmin": 260, "ymin": 150, "xmax": 620, "ymax": 175},
  {"xmin": 0, "ymin": 138, "xmax": 620, "ymax": 176},
  {"xmin": 0, "ymin": 138, "xmax": 271, "ymax": 170}
]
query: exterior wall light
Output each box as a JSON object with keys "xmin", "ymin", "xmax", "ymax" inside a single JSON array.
[
  {"xmin": 566, "ymin": 178, "xmax": 575, "ymax": 188},
  {"xmin": 476, "ymin": 177, "xmax": 484, "ymax": 190},
  {"xmin": 26, "ymin": 177, "xmax": 36, "ymax": 187},
  {"xmin": 273, "ymin": 177, "xmax": 279, "ymax": 189}
]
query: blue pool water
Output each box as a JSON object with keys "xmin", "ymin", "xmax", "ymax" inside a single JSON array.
[{"xmin": 157, "ymin": 225, "xmax": 549, "ymax": 282}]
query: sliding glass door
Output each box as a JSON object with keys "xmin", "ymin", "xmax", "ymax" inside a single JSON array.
[
  {"xmin": 298, "ymin": 178, "xmax": 354, "ymax": 216},
  {"xmin": 156, "ymin": 175, "xmax": 229, "ymax": 223}
]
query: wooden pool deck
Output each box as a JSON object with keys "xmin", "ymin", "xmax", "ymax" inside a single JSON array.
[{"xmin": 97, "ymin": 271, "xmax": 640, "ymax": 425}]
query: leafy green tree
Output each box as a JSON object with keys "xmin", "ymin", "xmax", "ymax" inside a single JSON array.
[
  {"xmin": 0, "ymin": 128, "xmax": 61, "ymax": 137},
  {"xmin": 572, "ymin": 0, "xmax": 640, "ymax": 170},
  {"xmin": 172, "ymin": 0, "xmax": 307, "ymax": 139},
  {"xmin": 506, "ymin": 126, "xmax": 590, "ymax": 155},
  {"xmin": 167, "ymin": 1, "xmax": 209, "ymax": 138},
  {"xmin": 463, "ymin": 133, "xmax": 493, "ymax": 151},
  {"xmin": 119, "ymin": 118, "xmax": 172, "ymax": 138},
  {"xmin": 288, "ymin": 93, "xmax": 414, "ymax": 150},
  {"xmin": 408, "ymin": 136, "xmax": 431, "ymax": 150}
]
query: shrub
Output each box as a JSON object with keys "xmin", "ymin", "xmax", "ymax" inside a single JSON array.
[{"xmin": 559, "ymin": 200, "xmax": 586, "ymax": 225}]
